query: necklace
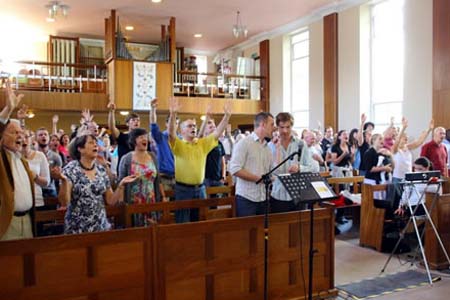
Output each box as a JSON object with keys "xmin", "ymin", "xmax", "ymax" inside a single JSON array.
[{"xmin": 79, "ymin": 160, "xmax": 95, "ymax": 171}]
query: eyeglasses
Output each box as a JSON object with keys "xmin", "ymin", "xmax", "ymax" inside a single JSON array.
[{"xmin": 185, "ymin": 124, "xmax": 196, "ymax": 128}]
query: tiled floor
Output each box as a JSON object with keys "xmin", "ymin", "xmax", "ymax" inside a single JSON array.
[{"xmin": 333, "ymin": 230, "xmax": 450, "ymax": 299}]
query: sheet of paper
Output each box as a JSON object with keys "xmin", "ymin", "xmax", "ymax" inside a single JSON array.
[{"xmin": 310, "ymin": 181, "xmax": 334, "ymax": 198}]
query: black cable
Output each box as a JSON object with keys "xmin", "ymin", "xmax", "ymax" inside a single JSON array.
[{"xmin": 298, "ymin": 208, "xmax": 307, "ymax": 298}]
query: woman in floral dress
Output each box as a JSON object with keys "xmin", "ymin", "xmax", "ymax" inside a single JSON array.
[
  {"xmin": 56, "ymin": 134, "xmax": 137, "ymax": 234},
  {"xmin": 118, "ymin": 128, "xmax": 161, "ymax": 226}
]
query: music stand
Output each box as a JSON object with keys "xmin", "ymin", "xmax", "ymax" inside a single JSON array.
[
  {"xmin": 380, "ymin": 174, "xmax": 450, "ymax": 284},
  {"xmin": 278, "ymin": 172, "xmax": 337, "ymax": 300}
]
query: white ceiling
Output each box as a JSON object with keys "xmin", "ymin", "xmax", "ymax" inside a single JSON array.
[{"xmin": 1, "ymin": 0, "xmax": 356, "ymax": 52}]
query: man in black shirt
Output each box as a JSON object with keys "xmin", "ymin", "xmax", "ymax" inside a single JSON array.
[
  {"xmin": 202, "ymin": 118, "xmax": 226, "ymax": 189},
  {"xmin": 108, "ymin": 102, "xmax": 141, "ymax": 169}
]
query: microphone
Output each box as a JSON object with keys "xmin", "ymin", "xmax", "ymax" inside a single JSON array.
[{"xmin": 297, "ymin": 143, "xmax": 303, "ymax": 162}]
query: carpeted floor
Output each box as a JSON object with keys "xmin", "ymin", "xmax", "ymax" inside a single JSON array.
[{"xmin": 337, "ymin": 270, "xmax": 439, "ymax": 299}]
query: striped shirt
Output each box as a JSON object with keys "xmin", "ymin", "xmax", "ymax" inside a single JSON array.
[
  {"xmin": 229, "ymin": 132, "xmax": 273, "ymax": 202},
  {"xmin": 268, "ymin": 137, "xmax": 303, "ymax": 201}
]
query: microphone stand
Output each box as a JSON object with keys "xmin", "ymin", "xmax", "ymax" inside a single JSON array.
[{"xmin": 256, "ymin": 149, "xmax": 301, "ymax": 300}]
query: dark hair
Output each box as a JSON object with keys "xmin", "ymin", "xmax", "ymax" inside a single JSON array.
[
  {"xmin": 125, "ymin": 113, "xmax": 140, "ymax": 123},
  {"xmin": 254, "ymin": 112, "xmax": 273, "ymax": 128},
  {"xmin": 69, "ymin": 134, "xmax": 97, "ymax": 160},
  {"xmin": 414, "ymin": 157, "xmax": 432, "ymax": 170},
  {"xmin": 128, "ymin": 128, "xmax": 148, "ymax": 149},
  {"xmin": 59, "ymin": 134, "xmax": 70, "ymax": 145},
  {"xmin": 349, "ymin": 128, "xmax": 359, "ymax": 147},
  {"xmin": 334, "ymin": 130, "xmax": 346, "ymax": 145},
  {"xmin": 275, "ymin": 112, "xmax": 294, "ymax": 126},
  {"xmin": 363, "ymin": 122, "xmax": 375, "ymax": 132}
]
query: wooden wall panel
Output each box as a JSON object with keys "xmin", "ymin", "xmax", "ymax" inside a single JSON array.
[
  {"xmin": 323, "ymin": 13, "xmax": 339, "ymax": 130},
  {"xmin": 113, "ymin": 59, "xmax": 133, "ymax": 109},
  {"xmin": 259, "ymin": 40, "xmax": 270, "ymax": 112},
  {"xmin": 0, "ymin": 91, "xmax": 108, "ymax": 112},
  {"xmin": 433, "ymin": 0, "xmax": 450, "ymax": 128}
]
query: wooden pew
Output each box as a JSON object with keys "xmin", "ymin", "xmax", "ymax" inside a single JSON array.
[
  {"xmin": 360, "ymin": 183, "xmax": 387, "ymax": 251},
  {"xmin": 0, "ymin": 227, "xmax": 154, "ymax": 300},
  {"xmin": 0, "ymin": 208, "xmax": 336, "ymax": 300},
  {"xmin": 326, "ymin": 176, "xmax": 364, "ymax": 224},
  {"xmin": 124, "ymin": 196, "xmax": 236, "ymax": 226},
  {"xmin": 153, "ymin": 208, "xmax": 336, "ymax": 300},
  {"xmin": 35, "ymin": 205, "xmax": 126, "ymax": 231},
  {"xmin": 326, "ymin": 176, "xmax": 364, "ymax": 195},
  {"xmin": 425, "ymin": 192, "xmax": 450, "ymax": 269}
]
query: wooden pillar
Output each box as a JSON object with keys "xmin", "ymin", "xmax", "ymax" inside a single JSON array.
[
  {"xmin": 323, "ymin": 13, "xmax": 338, "ymax": 130},
  {"xmin": 433, "ymin": 0, "xmax": 450, "ymax": 128},
  {"xmin": 104, "ymin": 9, "xmax": 116, "ymax": 64},
  {"xmin": 259, "ymin": 39, "xmax": 270, "ymax": 112},
  {"xmin": 169, "ymin": 17, "xmax": 176, "ymax": 64}
]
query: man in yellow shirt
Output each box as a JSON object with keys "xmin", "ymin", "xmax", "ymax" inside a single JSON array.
[{"xmin": 168, "ymin": 97, "xmax": 231, "ymax": 223}]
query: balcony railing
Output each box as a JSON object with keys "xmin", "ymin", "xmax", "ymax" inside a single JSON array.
[{"xmin": 0, "ymin": 61, "xmax": 107, "ymax": 94}]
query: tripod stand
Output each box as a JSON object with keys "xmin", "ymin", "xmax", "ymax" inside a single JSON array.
[{"xmin": 381, "ymin": 178, "xmax": 450, "ymax": 284}]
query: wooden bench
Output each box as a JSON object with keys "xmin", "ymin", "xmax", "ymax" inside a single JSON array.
[
  {"xmin": 1, "ymin": 209, "xmax": 336, "ymax": 300},
  {"xmin": 326, "ymin": 176, "xmax": 364, "ymax": 224},
  {"xmin": 425, "ymin": 192, "xmax": 450, "ymax": 269},
  {"xmin": 360, "ymin": 183, "xmax": 388, "ymax": 251},
  {"xmin": 124, "ymin": 196, "xmax": 236, "ymax": 226}
]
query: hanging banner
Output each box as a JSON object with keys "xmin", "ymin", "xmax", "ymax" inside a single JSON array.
[{"xmin": 133, "ymin": 61, "xmax": 156, "ymax": 110}]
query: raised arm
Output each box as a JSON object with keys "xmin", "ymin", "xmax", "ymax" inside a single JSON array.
[
  {"xmin": 212, "ymin": 101, "xmax": 232, "ymax": 140},
  {"xmin": 168, "ymin": 97, "xmax": 180, "ymax": 143},
  {"xmin": 0, "ymin": 80, "xmax": 24, "ymax": 123},
  {"xmin": 107, "ymin": 101, "xmax": 120, "ymax": 139},
  {"xmin": 198, "ymin": 103, "xmax": 213, "ymax": 138},
  {"xmin": 407, "ymin": 119, "xmax": 434, "ymax": 150},
  {"xmin": 357, "ymin": 113, "xmax": 367, "ymax": 147},
  {"xmin": 392, "ymin": 117, "xmax": 408, "ymax": 154},
  {"xmin": 149, "ymin": 98, "xmax": 158, "ymax": 124},
  {"xmin": 52, "ymin": 114, "xmax": 59, "ymax": 135}
]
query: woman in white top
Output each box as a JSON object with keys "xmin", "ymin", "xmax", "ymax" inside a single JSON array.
[
  {"xmin": 21, "ymin": 130, "xmax": 50, "ymax": 208},
  {"xmin": 392, "ymin": 118, "xmax": 434, "ymax": 183}
]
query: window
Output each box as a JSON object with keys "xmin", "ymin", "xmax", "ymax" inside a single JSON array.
[
  {"xmin": 290, "ymin": 30, "xmax": 309, "ymax": 131},
  {"xmin": 370, "ymin": 0, "xmax": 405, "ymax": 130},
  {"xmin": 195, "ymin": 55, "xmax": 208, "ymax": 84}
]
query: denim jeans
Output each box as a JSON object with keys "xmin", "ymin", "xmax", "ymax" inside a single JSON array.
[
  {"xmin": 235, "ymin": 194, "xmax": 266, "ymax": 217},
  {"xmin": 175, "ymin": 183, "xmax": 206, "ymax": 223}
]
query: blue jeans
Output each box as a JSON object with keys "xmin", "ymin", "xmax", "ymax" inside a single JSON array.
[
  {"xmin": 235, "ymin": 195, "xmax": 266, "ymax": 217},
  {"xmin": 175, "ymin": 183, "xmax": 206, "ymax": 223}
]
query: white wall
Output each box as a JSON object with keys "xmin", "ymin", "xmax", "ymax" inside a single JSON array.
[
  {"xmin": 269, "ymin": 35, "xmax": 285, "ymax": 115},
  {"xmin": 338, "ymin": 6, "xmax": 360, "ymax": 131},
  {"xmin": 309, "ymin": 20, "xmax": 324, "ymax": 130},
  {"xmin": 402, "ymin": 0, "xmax": 433, "ymax": 141}
]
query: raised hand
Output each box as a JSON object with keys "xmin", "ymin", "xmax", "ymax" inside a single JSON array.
[
  {"xmin": 17, "ymin": 104, "xmax": 28, "ymax": 120},
  {"xmin": 223, "ymin": 100, "xmax": 232, "ymax": 116},
  {"xmin": 429, "ymin": 119, "xmax": 434, "ymax": 131},
  {"xmin": 5, "ymin": 80, "xmax": 24, "ymax": 110},
  {"xmin": 52, "ymin": 114, "xmax": 59, "ymax": 124},
  {"xmin": 401, "ymin": 117, "xmax": 408, "ymax": 128},
  {"xmin": 150, "ymin": 98, "xmax": 158, "ymax": 109},
  {"xmin": 81, "ymin": 109, "xmax": 94, "ymax": 123},
  {"xmin": 107, "ymin": 101, "xmax": 116, "ymax": 111},
  {"xmin": 361, "ymin": 113, "xmax": 367, "ymax": 124},
  {"xmin": 168, "ymin": 96, "xmax": 180, "ymax": 114}
]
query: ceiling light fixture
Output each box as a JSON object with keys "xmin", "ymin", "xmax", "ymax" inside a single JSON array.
[
  {"xmin": 125, "ymin": 25, "xmax": 134, "ymax": 31},
  {"xmin": 45, "ymin": 1, "xmax": 70, "ymax": 22},
  {"xmin": 119, "ymin": 111, "xmax": 129, "ymax": 116},
  {"xmin": 193, "ymin": 33, "xmax": 202, "ymax": 38},
  {"xmin": 232, "ymin": 11, "xmax": 248, "ymax": 38},
  {"xmin": 151, "ymin": 0, "xmax": 162, "ymax": 3}
]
